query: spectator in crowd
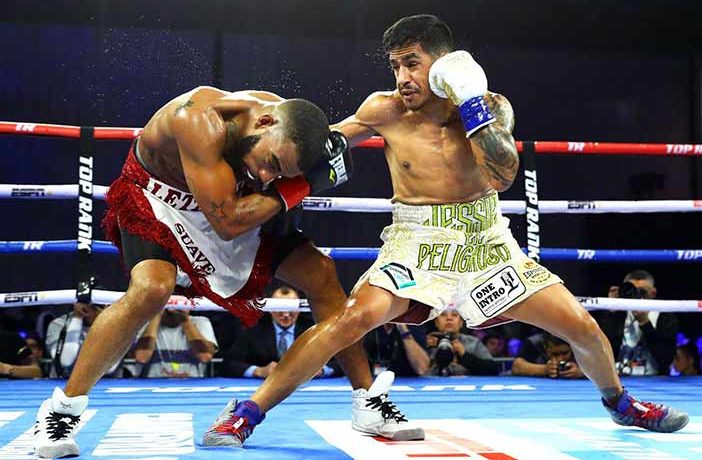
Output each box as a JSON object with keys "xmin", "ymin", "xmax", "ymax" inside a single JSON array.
[
  {"xmin": 593, "ymin": 270, "xmax": 678, "ymax": 376},
  {"xmin": 221, "ymin": 285, "xmax": 340, "ymax": 379},
  {"xmin": 364, "ymin": 323, "xmax": 430, "ymax": 377},
  {"xmin": 672, "ymin": 342, "xmax": 701, "ymax": 376},
  {"xmin": 0, "ymin": 330, "xmax": 42, "ymax": 379},
  {"xmin": 25, "ymin": 332, "xmax": 45, "ymax": 361},
  {"xmin": 46, "ymin": 302, "xmax": 122, "ymax": 378},
  {"xmin": 24, "ymin": 333, "xmax": 47, "ymax": 377},
  {"xmin": 512, "ymin": 331, "xmax": 585, "ymax": 379},
  {"xmin": 482, "ymin": 332, "xmax": 508, "ymax": 358},
  {"xmin": 135, "ymin": 309, "xmax": 218, "ymax": 378},
  {"xmin": 425, "ymin": 309, "xmax": 500, "ymax": 376}
]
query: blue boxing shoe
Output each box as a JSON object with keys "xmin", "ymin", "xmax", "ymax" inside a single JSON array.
[
  {"xmin": 202, "ymin": 399, "xmax": 265, "ymax": 447},
  {"xmin": 603, "ymin": 390, "xmax": 689, "ymax": 433}
]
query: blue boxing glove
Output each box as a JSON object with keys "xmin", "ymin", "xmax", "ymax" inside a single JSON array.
[
  {"xmin": 428, "ymin": 51, "xmax": 496, "ymax": 136},
  {"xmin": 269, "ymin": 130, "xmax": 353, "ymax": 211}
]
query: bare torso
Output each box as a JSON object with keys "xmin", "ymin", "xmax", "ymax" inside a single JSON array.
[
  {"xmin": 137, "ymin": 86, "xmax": 277, "ymax": 191},
  {"xmin": 377, "ymin": 92, "xmax": 493, "ymax": 204},
  {"xmin": 337, "ymin": 91, "xmax": 498, "ymax": 205}
]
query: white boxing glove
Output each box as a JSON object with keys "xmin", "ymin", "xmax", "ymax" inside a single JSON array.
[{"xmin": 429, "ymin": 50, "xmax": 495, "ymax": 135}]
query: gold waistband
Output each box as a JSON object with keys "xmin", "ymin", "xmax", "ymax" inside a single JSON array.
[{"xmin": 391, "ymin": 193, "xmax": 499, "ymax": 233}]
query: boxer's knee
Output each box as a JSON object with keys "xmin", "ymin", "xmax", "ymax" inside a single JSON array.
[
  {"xmin": 330, "ymin": 304, "xmax": 376, "ymax": 346},
  {"xmin": 126, "ymin": 273, "xmax": 175, "ymax": 316},
  {"xmin": 563, "ymin": 312, "xmax": 603, "ymax": 348}
]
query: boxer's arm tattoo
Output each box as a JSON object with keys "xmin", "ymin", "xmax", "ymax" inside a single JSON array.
[
  {"xmin": 486, "ymin": 93, "xmax": 515, "ymax": 132},
  {"xmin": 174, "ymin": 99, "xmax": 194, "ymax": 116},
  {"xmin": 471, "ymin": 94, "xmax": 519, "ymax": 189},
  {"xmin": 202, "ymin": 199, "xmax": 228, "ymax": 224},
  {"xmin": 184, "ymin": 175, "xmax": 228, "ymax": 226},
  {"xmin": 187, "ymin": 175, "xmax": 279, "ymax": 238},
  {"xmin": 201, "ymin": 196, "xmax": 262, "ymax": 225}
]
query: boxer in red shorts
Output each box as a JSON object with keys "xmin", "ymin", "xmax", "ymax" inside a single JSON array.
[{"xmin": 32, "ymin": 87, "xmax": 418, "ymax": 458}]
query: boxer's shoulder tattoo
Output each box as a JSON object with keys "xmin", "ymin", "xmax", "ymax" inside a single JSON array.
[
  {"xmin": 472, "ymin": 94, "xmax": 518, "ymax": 189},
  {"xmin": 174, "ymin": 99, "xmax": 194, "ymax": 116}
]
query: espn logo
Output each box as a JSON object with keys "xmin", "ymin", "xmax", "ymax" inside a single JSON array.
[
  {"xmin": 11, "ymin": 187, "xmax": 46, "ymax": 197},
  {"xmin": 567, "ymin": 201, "xmax": 596, "ymax": 210},
  {"xmin": 303, "ymin": 197, "xmax": 333, "ymax": 209},
  {"xmin": 4, "ymin": 292, "xmax": 39, "ymax": 303}
]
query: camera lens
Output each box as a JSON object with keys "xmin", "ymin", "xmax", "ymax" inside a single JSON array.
[
  {"xmin": 435, "ymin": 335, "xmax": 454, "ymax": 371},
  {"xmin": 619, "ymin": 281, "xmax": 643, "ymax": 299}
]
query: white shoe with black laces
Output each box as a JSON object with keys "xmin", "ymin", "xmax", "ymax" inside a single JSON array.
[
  {"xmin": 351, "ymin": 371, "xmax": 424, "ymax": 440},
  {"xmin": 33, "ymin": 387, "xmax": 88, "ymax": 459}
]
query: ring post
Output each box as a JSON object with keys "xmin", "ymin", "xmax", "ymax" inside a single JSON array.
[
  {"xmin": 522, "ymin": 141, "xmax": 540, "ymax": 261},
  {"xmin": 76, "ymin": 127, "xmax": 95, "ymax": 303}
]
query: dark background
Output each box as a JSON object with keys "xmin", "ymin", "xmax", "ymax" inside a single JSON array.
[{"xmin": 1, "ymin": 0, "xmax": 701, "ymax": 333}]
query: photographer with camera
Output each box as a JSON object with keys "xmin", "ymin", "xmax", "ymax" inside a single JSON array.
[
  {"xmin": 512, "ymin": 331, "xmax": 585, "ymax": 378},
  {"xmin": 592, "ymin": 270, "xmax": 678, "ymax": 376},
  {"xmin": 425, "ymin": 309, "xmax": 500, "ymax": 376},
  {"xmin": 46, "ymin": 301, "xmax": 122, "ymax": 378},
  {"xmin": 135, "ymin": 308, "xmax": 217, "ymax": 378}
]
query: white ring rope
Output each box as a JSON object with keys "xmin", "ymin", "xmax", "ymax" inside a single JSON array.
[
  {"xmin": 0, "ymin": 289, "xmax": 310, "ymax": 312},
  {"xmin": 0, "ymin": 184, "xmax": 109, "ymax": 200},
  {"xmin": 0, "ymin": 289, "xmax": 699, "ymax": 313},
  {"xmin": 2, "ymin": 184, "xmax": 701, "ymax": 214}
]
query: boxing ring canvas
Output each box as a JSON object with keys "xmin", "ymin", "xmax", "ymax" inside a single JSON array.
[{"xmin": 1, "ymin": 376, "xmax": 699, "ymax": 459}]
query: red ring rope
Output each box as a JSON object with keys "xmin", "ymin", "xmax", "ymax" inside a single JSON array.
[{"xmin": 2, "ymin": 121, "xmax": 702, "ymax": 156}]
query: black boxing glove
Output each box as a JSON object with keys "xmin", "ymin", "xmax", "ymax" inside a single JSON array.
[{"xmin": 269, "ymin": 130, "xmax": 353, "ymax": 211}]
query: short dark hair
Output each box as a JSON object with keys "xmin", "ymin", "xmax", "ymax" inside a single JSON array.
[
  {"xmin": 383, "ymin": 14, "xmax": 454, "ymax": 56},
  {"xmin": 624, "ymin": 269, "xmax": 655, "ymax": 287},
  {"xmin": 543, "ymin": 331, "xmax": 569, "ymax": 348},
  {"xmin": 272, "ymin": 285, "xmax": 300, "ymax": 298},
  {"xmin": 277, "ymin": 99, "xmax": 330, "ymax": 172}
]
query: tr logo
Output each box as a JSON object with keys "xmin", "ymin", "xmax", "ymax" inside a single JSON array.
[{"xmin": 16, "ymin": 123, "xmax": 37, "ymax": 132}]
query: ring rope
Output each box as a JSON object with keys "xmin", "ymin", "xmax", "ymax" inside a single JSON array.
[
  {"xmin": 3, "ymin": 120, "xmax": 701, "ymax": 313},
  {"xmin": 2, "ymin": 239, "xmax": 702, "ymax": 262},
  {"xmin": 0, "ymin": 289, "xmax": 699, "ymax": 313},
  {"xmin": 3, "ymin": 120, "xmax": 702, "ymax": 156},
  {"xmin": 1, "ymin": 185, "xmax": 701, "ymax": 214},
  {"xmin": 0, "ymin": 289, "xmax": 310, "ymax": 312}
]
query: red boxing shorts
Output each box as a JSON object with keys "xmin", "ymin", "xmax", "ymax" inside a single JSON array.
[{"xmin": 102, "ymin": 141, "xmax": 277, "ymax": 326}]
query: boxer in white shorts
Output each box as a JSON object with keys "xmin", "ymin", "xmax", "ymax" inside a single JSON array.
[
  {"xmin": 246, "ymin": 14, "xmax": 688, "ymax": 437},
  {"xmin": 362, "ymin": 193, "xmax": 561, "ymax": 328}
]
